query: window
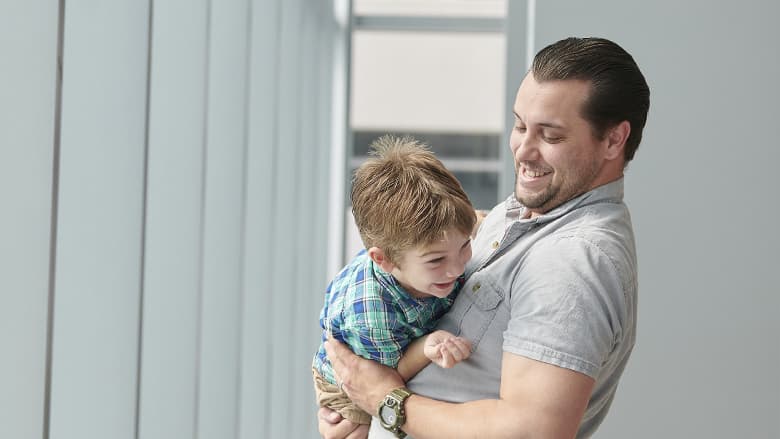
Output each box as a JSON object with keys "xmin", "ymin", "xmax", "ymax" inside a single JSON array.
[{"xmin": 345, "ymin": 0, "xmax": 509, "ymax": 259}]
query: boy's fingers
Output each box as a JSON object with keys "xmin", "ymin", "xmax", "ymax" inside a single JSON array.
[
  {"xmin": 442, "ymin": 338, "xmax": 471, "ymax": 363},
  {"xmin": 440, "ymin": 345, "xmax": 455, "ymax": 368},
  {"xmin": 445, "ymin": 339, "xmax": 465, "ymax": 361},
  {"xmin": 453, "ymin": 337, "xmax": 472, "ymax": 354}
]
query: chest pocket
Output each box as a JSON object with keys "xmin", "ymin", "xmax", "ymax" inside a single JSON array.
[{"xmin": 449, "ymin": 272, "xmax": 505, "ymax": 351}]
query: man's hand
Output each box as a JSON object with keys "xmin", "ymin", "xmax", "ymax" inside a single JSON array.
[
  {"xmin": 317, "ymin": 407, "xmax": 369, "ymax": 439},
  {"xmin": 423, "ymin": 330, "xmax": 472, "ymax": 368},
  {"xmin": 324, "ymin": 337, "xmax": 404, "ymax": 415}
]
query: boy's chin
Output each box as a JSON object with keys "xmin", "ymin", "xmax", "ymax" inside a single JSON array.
[{"xmin": 428, "ymin": 282, "xmax": 456, "ymax": 297}]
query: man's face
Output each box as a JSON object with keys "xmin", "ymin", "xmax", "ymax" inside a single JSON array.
[
  {"xmin": 389, "ymin": 229, "xmax": 472, "ymax": 299},
  {"xmin": 510, "ymin": 73, "xmax": 613, "ymax": 217}
]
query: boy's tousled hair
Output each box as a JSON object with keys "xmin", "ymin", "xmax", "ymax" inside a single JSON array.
[{"xmin": 351, "ymin": 135, "xmax": 476, "ymax": 265}]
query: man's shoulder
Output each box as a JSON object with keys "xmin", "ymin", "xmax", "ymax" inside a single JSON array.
[
  {"xmin": 552, "ymin": 196, "xmax": 634, "ymax": 246},
  {"xmin": 530, "ymin": 202, "xmax": 638, "ymax": 294}
]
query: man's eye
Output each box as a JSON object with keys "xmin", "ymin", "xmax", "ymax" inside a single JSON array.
[
  {"xmin": 514, "ymin": 126, "xmax": 526, "ymax": 132},
  {"xmin": 427, "ymin": 258, "xmax": 444, "ymax": 264},
  {"xmin": 543, "ymin": 136, "xmax": 563, "ymax": 143}
]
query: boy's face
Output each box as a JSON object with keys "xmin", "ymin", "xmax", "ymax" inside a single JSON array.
[{"xmin": 387, "ymin": 229, "xmax": 473, "ymax": 299}]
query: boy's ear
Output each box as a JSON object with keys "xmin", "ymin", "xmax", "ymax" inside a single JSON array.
[{"xmin": 367, "ymin": 247, "xmax": 395, "ymax": 272}]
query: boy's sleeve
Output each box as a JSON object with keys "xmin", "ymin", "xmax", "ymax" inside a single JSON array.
[{"xmin": 338, "ymin": 295, "xmax": 409, "ymax": 368}]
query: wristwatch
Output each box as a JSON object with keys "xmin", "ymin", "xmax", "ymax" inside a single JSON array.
[{"xmin": 377, "ymin": 387, "xmax": 413, "ymax": 438}]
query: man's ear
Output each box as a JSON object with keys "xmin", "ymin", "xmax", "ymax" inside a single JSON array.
[
  {"xmin": 367, "ymin": 247, "xmax": 395, "ymax": 272},
  {"xmin": 605, "ymin": 120, "xmax": 630, "ymax": 160}
]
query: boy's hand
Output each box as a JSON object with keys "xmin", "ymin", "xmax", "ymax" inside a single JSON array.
[{"xmin": 423, "ymin": 330, "xmax": 472, "ymax": 368}]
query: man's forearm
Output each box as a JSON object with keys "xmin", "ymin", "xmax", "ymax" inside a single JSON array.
[
  {"xmin": 401, "ymin": 396, "xmax": 518, "ymax": 439},
  {"xmin": 400, "ymin": 394, "xmax": 581, "ymax": 439}
]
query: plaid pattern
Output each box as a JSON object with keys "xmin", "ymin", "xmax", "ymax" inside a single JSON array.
[{"xmin": 313, "ymin": 249, "xmax": 461, "ymax": 384}]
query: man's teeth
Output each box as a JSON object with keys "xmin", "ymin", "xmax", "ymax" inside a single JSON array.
[{"xmin": 526, "ymin": 168, "xmax": 549, "ymax": 177}]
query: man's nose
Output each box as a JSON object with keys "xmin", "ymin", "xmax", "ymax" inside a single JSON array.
[{"xmin": 511, "ymin": 132, "xmax": 540, "ymax": 162}]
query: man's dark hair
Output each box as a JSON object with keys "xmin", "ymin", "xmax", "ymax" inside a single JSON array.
[{"xmin": 532, "ymin": 37, "xmax": 650, "ymax": 164}]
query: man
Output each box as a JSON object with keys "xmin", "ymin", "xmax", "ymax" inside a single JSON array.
[{"xmin": 321, "ymin": 37, "xmax": 650, "ymax": 439}]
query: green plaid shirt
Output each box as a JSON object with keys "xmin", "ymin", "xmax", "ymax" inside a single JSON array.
[{"xmin": 313, "ymin": 249, "xmax": 462, "ymax": 384}]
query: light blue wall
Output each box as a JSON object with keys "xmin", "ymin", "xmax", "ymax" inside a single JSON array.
[
  {"xmin": 138, "ymin": 2, "xmax": 208, "ymax": 437},
  {"xmin": 530, "ymin": 1, "xmax": 780, "ymax": 438},
  {"xmin": 1, "ymin": 1, "xmax": 342, "ymax": 438},
  {"xmin": 0, "ymin": 2, "xmax": 59, "ymax": 438}
]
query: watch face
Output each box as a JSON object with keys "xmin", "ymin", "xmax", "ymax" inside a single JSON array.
[{"xmin": 380, "ymin": 405, "xmax": 397, "ymax": 425}]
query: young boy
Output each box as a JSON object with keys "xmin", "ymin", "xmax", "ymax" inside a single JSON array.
[{"xmin": 312, "ymin": 135, "xmax": 477, "ymax": 426}]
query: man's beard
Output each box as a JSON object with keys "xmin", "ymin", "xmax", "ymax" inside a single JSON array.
[
  {"xmin": 513, "ymin": 158, "xmax": 601, "ymax": 213},
  {"xmin": 514, "ymin": 179, "xmax": 558, "ymax": 210}
]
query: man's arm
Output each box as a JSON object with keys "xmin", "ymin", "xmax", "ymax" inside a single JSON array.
[
  {"xmin": 326, "ymin": 339, "xmax": 593, "ymax": 439},
  {"xmin": 403, "ymin": 352, "xmax": 593, "ymax": 439}
]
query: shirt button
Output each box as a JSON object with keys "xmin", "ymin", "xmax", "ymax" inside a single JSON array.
[
  {"xmin": 491, "ymin": 241, "xmax": 499, "ymax": 249},
  {"xmin": 472, "ymin": 282, "xmax": 481, "ymax": 293}
]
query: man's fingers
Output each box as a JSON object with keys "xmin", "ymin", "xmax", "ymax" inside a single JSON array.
[
  {"xmin": 345, "ymin": 423, "xmax": 370, "ymax": 439},
  {"xmin": 325, "ymin": 337, "xmax": 356, "ymax": 376},
  {"xmin": 324, "ymin": 337, "xmax": 347, "ymax": 366},
  {"xmin": 318, "ymin": 406, "xmax": 343, "ymax": 424},
  {"xmin": 325, "ymin": 337, "xmax": 360, "ymax": 392},
  {"xmin": 318, "ymin": 406, "xmax": 368, "ymax": 439}
]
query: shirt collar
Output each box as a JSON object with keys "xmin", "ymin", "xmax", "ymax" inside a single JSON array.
[{"xmin": 504, "ymin": 178, "xmax": 625, "ymax": 225}]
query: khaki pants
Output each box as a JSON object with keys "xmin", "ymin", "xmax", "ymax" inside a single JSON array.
[{"xmin": 312, "ymin": 368, "xmax": 372, "ymax": 425}]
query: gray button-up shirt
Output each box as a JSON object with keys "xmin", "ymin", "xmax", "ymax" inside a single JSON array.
[{"xmin": 370, "ymin": 179, "xmax": 638, "ymax": 439}]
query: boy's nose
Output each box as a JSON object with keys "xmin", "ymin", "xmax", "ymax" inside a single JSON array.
[{"xmin": 446, "ymin": 261, "xmax": 465, "ymax": 278}]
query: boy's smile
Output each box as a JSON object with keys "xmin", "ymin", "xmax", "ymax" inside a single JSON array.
[{"xmin": 369, "ymin": 228, "xmax": 473, "ymax": 299}]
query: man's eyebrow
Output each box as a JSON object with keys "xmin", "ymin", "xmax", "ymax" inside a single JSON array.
[{"xmin": 512, "ymin": 111, "xmax": 565, "ymax": 129}]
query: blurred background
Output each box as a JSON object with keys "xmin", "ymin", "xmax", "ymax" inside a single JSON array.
[{"xmin": 2, "ymin": 0, "xmax": 778, "ymax": 438}]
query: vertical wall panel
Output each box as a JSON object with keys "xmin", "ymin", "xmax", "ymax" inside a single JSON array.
[
  {"xmin": 49, "ymin": 1, "xmax": 150, "ymax": 438},
  {"xmin": 293, "ymin": 3, "xmax": 313, "ymax": 435},
  {"xmin": 239, "ymin": 0, "xmax": 280, "ymax": 437},
  {"xmin": 498, "ymin": 0, "xmax": 527, "ymax": 198},
  {"xmin": 299, "ymin": 3, "xmax": 340, "ymax": 436},
  {"xmin": 290, "ymin": 3, "xmax": 321, "ymax": 437},
  {"xmin": 0, "ymin": 1, "xmax": 59, "ymax": 438},
  {"xmin": 267, "ymin": 0, "xmax": 304, "ymax": 436},
  {"xmin": 196, "ymin": 0, "xmax": 250, "ymax": 437},
  {"xmin": 137, "ymin": 1, "xmax": 209, "ymax": 438}
]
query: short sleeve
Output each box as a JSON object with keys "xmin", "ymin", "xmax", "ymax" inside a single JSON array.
[{"xmin": 502, "ymin": 235, "xmax": 626, "ymax": 378}]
